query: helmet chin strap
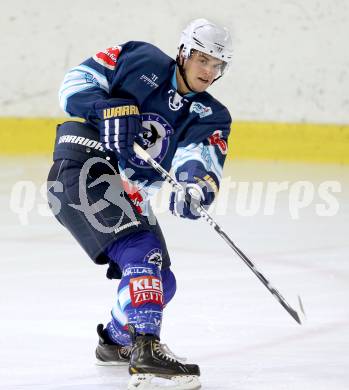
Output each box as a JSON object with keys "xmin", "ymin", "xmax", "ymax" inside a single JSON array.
[{"xmin": 176, "ymin": 55, "xmax": 196, "ymax": 94}]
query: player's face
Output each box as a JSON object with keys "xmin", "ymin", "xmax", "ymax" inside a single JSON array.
[{"xmin": 183, "ymin": 51, "xmax": 225, "ymax": 93}]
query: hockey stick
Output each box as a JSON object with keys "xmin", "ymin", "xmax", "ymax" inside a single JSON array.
[{"xmin": 133, "ymin": 143, "xmax": 305, "ymax": 325}]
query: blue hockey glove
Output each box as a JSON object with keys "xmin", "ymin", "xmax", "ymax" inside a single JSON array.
[
  {"xmin": 169, "ymin": 179, "xmax": 215, "ymax": 220},
  {"xmin": 95, "ymin": 98, "xmax": 142, "ymax": 160}
]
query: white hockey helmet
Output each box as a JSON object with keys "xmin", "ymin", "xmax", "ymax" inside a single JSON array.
[{"xmin": 178, "ymin": 18, "xmax": 233, "ymax": 64}]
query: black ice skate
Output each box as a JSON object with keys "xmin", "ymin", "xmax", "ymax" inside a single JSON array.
[
  {"xmin": 128, "ymin": 334, "xmax": 201, "ymax": 390},
  {"xmin": 95, "ymin": 324, "xmax": 131, "ymax": 366}
]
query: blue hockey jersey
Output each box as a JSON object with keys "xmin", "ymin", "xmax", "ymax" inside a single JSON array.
[{"xmin": 59, "ymin": 41, "xmax": 232, "ymax": 215}]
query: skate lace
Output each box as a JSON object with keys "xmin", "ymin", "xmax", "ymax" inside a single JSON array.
[
  {"xmin": 159, "ymin": 343, "xmax": 187, "ymax": 362},
  {"xmin": 154, "ymin": 340, "xmax": 186, "ymax": 363}
]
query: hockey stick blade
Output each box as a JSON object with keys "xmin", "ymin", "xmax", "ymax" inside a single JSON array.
[
  {"xmin": 298, "ymin": 295, "xmax": 306, "ymax": 319},
  {"xmin": 133, "ymin": 143, "xmax": 304, "ymax": 325},
  {"xmin": 213, "ymin": 222, "xmax": 303, "ymax": 324}
]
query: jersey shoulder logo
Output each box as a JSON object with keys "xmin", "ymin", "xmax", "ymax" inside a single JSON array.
[{"xmin": 93, "ymin": 46, "xmax": 122, "ymax": 70}]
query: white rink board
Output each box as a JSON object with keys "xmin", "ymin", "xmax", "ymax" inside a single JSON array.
[
  {"xmin": 1, "ymin": 0, "xmax": 349, "ymax": 123},
  {"xmin": 0, "ymin": 157, "xmax": 349, "ymax": 390}
]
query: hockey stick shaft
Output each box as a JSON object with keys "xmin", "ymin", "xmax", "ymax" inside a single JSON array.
[{"xmin": 133, "ymin": 143, "xmax": 303, "ymax": 324}]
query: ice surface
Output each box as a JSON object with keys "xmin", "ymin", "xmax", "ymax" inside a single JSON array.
[{"xmin": 0, "ymin": 157, "xmax": 348, "ymax": 390}]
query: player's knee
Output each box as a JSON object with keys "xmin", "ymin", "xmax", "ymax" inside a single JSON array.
[{"xmin": 106, "ymin": 230, "xmax": 163, "ymax": 270}]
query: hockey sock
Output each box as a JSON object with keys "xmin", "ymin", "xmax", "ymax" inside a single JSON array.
[
  {"xmin": 105, "ymin": 267, "xmax": 177, "ymax": 345},
  {"xmin": 106, "ymin": 299, "xmax": 131, "ymax": 346},
  {"xmin": 106, "ymin": 231, "xmax": 168, "ymax": 340},
  {"xmin": 119, "ymin": 261, "xmax": 163, "ymax": 336}
]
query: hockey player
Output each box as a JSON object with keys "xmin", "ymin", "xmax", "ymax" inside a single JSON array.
[{"xmin": 48, "ymin": 18, "xmax": 233, "ymax": 390}]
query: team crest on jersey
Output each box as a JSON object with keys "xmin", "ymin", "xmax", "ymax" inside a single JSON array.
[
  {"xmin": 93, "ymin": 46, "xmax": 121, "ymax": 70},
  {"xmin": 189, "ymin": 102, "xmax": 213, "ymax": 118},
  {"xmin": 129, "ymin": 113, "xmax": 173, "ymax": 168}
]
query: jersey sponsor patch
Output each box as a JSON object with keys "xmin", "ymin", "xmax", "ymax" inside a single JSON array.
[
  {"xmin": 208, "ymin": 130, "xmax": 228, "ymax": 155},
  {"xmin": 189, "ymin": 101, "xmax": 213, "ymax": 118},
  {"xmin": 93, "ymin": 46, "xmax": 122, "ymax": 70},
  {"xmin": 129, "ymin": 276, "xmax": 163, "ymax": 307}
]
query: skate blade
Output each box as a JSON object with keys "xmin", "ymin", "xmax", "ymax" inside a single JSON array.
[
  {"xmin": 128, "ymin": 373, "xmax": 201, "ymax": 390},
  {"xmin": 95, "ymin": 358, "xmax": 129, "ymax": 366}
]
